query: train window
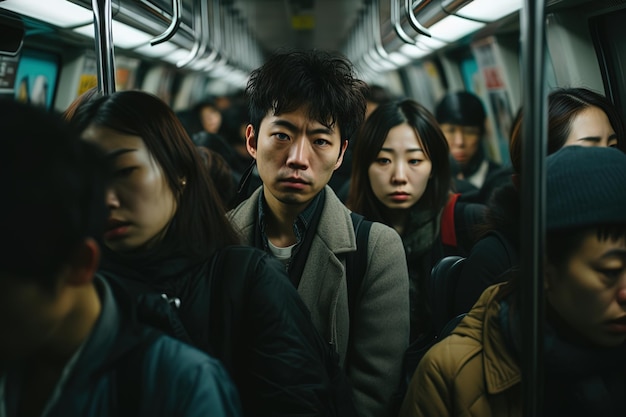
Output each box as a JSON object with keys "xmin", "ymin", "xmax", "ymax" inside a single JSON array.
[{"xmin": 590, "ymin": 7, "xmax": 626, "ymax": 137}]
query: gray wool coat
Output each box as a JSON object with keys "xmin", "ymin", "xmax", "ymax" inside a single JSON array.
[{"xmin": 228, "ymin": 186, "xmax": 410, "ymax": 417}]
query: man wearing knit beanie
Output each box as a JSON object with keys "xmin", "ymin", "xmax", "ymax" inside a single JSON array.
[{"xmin": 400, "ymin": 145, "xmax": 626, "ymax": 417}]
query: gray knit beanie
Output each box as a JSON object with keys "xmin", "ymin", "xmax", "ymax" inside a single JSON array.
[{"xmin": 546, "ymin": 146, "xmax": 626, "ymax": 231}]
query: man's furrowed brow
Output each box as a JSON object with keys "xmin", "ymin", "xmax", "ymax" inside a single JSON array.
[
  {"xmin": 308, "ymin": 126, "xmax": 334, "ymax": 135},
  {"xmin": 271, "ymin": 119, "xmax": 334, "ymax": 135},
  {"xmin": 271, "ymin": 119, "xmax": 298, "ymax": 131}
]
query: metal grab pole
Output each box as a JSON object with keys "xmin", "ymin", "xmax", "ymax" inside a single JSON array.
[
  {"xmin": 92, "ymin": 0, "xmax": 115, "ymax": 95},
  {"xmin": 520, "ymin": 0, "xmax": 547, "ymax": 415}
]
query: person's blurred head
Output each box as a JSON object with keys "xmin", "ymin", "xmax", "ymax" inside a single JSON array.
[
  {"xmin": 435, "ymin": 91, "xmax": 486, "ymax": 168},
  {"xmin": 194, "ymin": 97, "xmax": 223, "ymax": 134},
  {"xmin": 197, "ymin": 146, "xmax": 237, "ymax": 209},
  {"xmin": 364, "ymin": 84, "xmax": 393, "ymax": 120},
  {"xmin": 220, "ymin": 102, "xmax": 251, "ymax": 160},
  {"xmin": 349, "ymin": 99, "xmax": 450, "ymax": 226},
  {"xmin": 509, "ymin": 87, "xmax": 624, "ymax": 175},
  {"xmin": 71, "ymin": 90, "xmax": 238, "ymax": 260},
  {"xmin": 543, "ymin": 146, "xmax": 626, "ymax": 348},
  {"xmin": 0, "ymin": 100, "xmax": 107, "ymax": 360}
]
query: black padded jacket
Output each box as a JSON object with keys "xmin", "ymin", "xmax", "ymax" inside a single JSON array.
[{"xmin": 99, "ymin": 245, "xmax": 339, "ymax": 417}]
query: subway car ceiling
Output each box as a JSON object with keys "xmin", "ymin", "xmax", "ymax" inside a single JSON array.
[{"xmin": 1, "ymin": 0, "xmax": 626, "ymax": 137}]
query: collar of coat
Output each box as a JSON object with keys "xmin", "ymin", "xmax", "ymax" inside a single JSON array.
[{"xmin": 230, "ymin": 185, "xmax": 357, "ymax": 255}]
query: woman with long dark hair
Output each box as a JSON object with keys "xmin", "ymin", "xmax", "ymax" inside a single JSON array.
[
  {"xmin": 347, "ymin": 99, "xmax": 454, "ymax": 339},
  {"xmin": 69, "ymin": 90, "xmax": 342, "ymax": 417}
]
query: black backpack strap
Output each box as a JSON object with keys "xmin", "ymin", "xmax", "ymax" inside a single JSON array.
[
  {"xmin": 344, "ymin": 212, "xmax": 372, "ymax": 373},
  {"xmin": 346, "ymin": 211, "xmax": 373, "ymax": 320},
  {"xmin": 233, "ymin": 161, "xmax": 258, "ymax": 207},
  {"xmin": 390, "ymin": 312, "xmax": 467, "ymax": 416}
]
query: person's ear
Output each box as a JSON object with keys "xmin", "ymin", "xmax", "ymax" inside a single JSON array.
[
  {"xmin": 66, "ymin": 238, "xmax": 100, "ymax": 287},
  {"xmin": 334, "ymin": 140, "xmax": 348, "ymax": 170},
  {"xmin": 245, "ymin": 124, "xmax": 257, "ymax": 159}
]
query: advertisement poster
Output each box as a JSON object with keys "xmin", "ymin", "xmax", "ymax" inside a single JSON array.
[
  {"xmin": 77, "ymin": 54, "xmax": 98, "ymax": 96},
  {"xmin": 422, "ymin": 60, "xmax": 446, "ymax": 106},
  {"xmin": 14, "ymin": 49, "xmax": 60, "ymax": 109},
  {"xmin": 116, "ymin": 55, "xmax": 140, "ymax": 91},
  {"xmin": 459, "ymin": 58, "xmax": 480, "ymax": 95},
  {"xmin": 471, "ymin": 37, "xmax": 515, "ymax": 165},
  {"xmin": 0, "ymin": 55, "xmax": 19, "ymax": 100}
]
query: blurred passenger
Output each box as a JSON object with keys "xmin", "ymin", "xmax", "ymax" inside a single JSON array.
[
  {"xmin": 176, "ymin": 103, "xmax": 238, "ymax": 204},
  {"xmin": 70, "ymin": 90, "xmax": 342, "ymax": 417},
  {"xmin": 0, "ymin": 99, "xmax": 241, "ymax": 417},
  {"xmin": 177, "ymin": 96, "xmax": 223, "ymax": 136},
  {"xmin": 453, "ymin": 87, "xmax": 625, "ymax": 316},
  {"xmin": 435, "ymin": 91, "xmax": 504, "ymax": 194},
  {"xmin": 365, "ymin": 84, "xmax": 393, "ymax": 120},
  {"xmin": 401, "ymin": 146, "xmax": 626, "ymax": 417},
  {"xmin": 197, "ymin": 146, "xmax": 237, "ymax": 209},
  {"xmin": 220, "ymin": 102, "xmax": 256, "ymax": 173},
  {"xmin": 334, "ymin": 83, "xmax": 394, "ymax": 196},
  {"xmin": 347, "ymin": 99, "xmax": 484, "ymax": 340},
  {"xmin": 195, "ymin": 97, "xmax": 223, "ymax": 134},
  {"xmin": 228, "ymin": 50, "xmax": 410, "ymax": 417},
  {"xmin": 184, "ymin": 97, "xmax": 249, "ymax": 192},
  {"xmin": 220, "ymin": 104, "xmax": 264, "ymax": 208},
  {"xmin": 221, "ymin": 102, "xmax": 250, "ymax": 159}
]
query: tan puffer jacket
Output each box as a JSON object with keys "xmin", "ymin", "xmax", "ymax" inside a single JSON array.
[{"xmin": 399, "ymin": 283, "xmax": 522, "ymax": 417}]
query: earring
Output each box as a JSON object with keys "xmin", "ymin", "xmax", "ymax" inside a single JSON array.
[{"xmin": 180, "ymin": 178, "xmax": 187, "ymax": 187}]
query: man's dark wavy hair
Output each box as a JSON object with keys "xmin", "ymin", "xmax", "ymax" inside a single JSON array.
[{"xmin": 246, "ymin": 49, "xmax": 367, "ymax": 145}]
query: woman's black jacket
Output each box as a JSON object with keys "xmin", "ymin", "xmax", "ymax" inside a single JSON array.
[{"xmin": 100, "ymin": 245, "xmax": 339, "ymax": 417}]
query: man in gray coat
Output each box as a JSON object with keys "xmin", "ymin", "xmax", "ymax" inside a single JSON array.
[
  {"xmin": 228, "ymin": 50, "xmax": 410, "ymax": 417},
  {"xmin": 0, "ymin": 100, "xmax": 241, "ymax": 417}
]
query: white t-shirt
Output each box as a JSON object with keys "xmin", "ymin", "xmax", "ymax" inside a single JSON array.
[{"xmin": 267, "ymin": 240, "xmax": 295, "ymax": 267}]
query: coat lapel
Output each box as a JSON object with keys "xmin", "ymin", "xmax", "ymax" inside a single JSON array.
[
  {"xmin": 229, "ymin": 186, "xmax": 357, "ymax": 365},
  {"xmin": 297, "ymin": 187, "xmax": 356, "ymax": 364}
]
